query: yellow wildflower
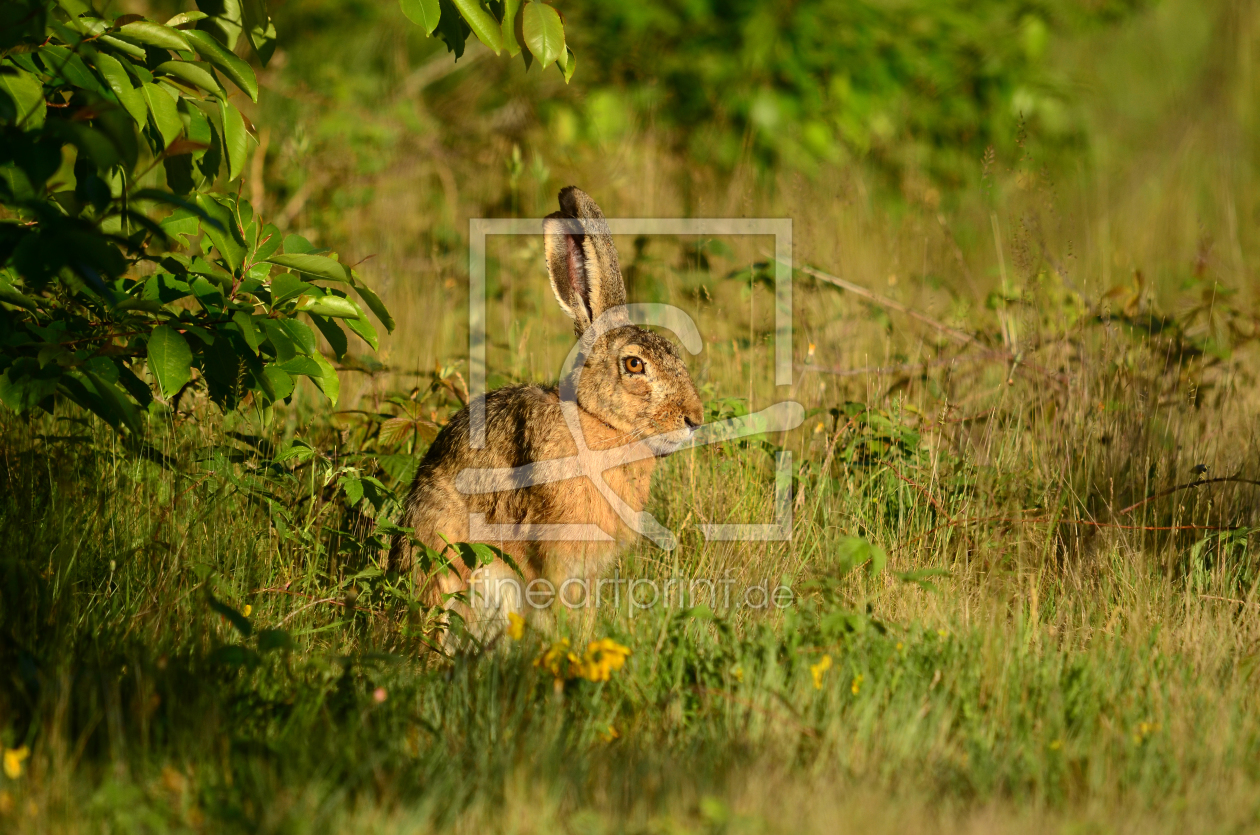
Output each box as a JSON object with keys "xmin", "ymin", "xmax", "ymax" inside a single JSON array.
[
  {"xmin": 535, "ymin": 639, "xmax": 583, "ymax": 681},
  {"xmin": 851, "ymin": 673, "xmax": 865, "ymax": 695},
  {"xmin": 506, "ymin": 612, "xmax": 525, "ymax": 641},
  {"xmin": 2, "ymin": 746, "xmax": 29, "ymax": 780},
  {"xmin": 536, "ymin": 637, "xmax": 631, "ymax": 683},
  {"xmin": 242, "ymin": 604, "xmax": 252, "ymax": 618},
  {"xmin": 582, "ymin": 638, "xmax": 631, "ymax": 682},
  {"xmin": 1049, "ymin": 739, "xmax": 1063, "ymax": 750},
  {"xmin": 810, "ymin": 655, "xmax": 832, "ymax": 690},
  {"xmin": 730, "ymin": 665, "xmax": 744, "ymax": 683},
  {"xmin": 599, "ymin": 725, "xmax": 620, "ymax": 742}
]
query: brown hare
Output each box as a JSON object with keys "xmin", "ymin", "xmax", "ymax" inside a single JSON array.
[{"xmin": 390, "ymin": 186, "xmax": 703, "ymax": 640}]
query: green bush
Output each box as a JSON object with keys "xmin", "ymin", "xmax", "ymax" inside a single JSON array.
[
  {"xmin": 560, "ymin": 0, "xmax": 1147, "ymax": 182},
  {"xmin": 0, "ymin": 0, "xmax": 571, "ymax": 435}
]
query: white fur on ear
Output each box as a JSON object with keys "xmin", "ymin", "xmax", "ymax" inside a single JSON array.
[
  {"xmin": 544, "ymin": 187, "xmax": 629, "ymax": 337},
  {"xmin": 544, "ymin": 216, "xmax": 592, "ymax": 334}
]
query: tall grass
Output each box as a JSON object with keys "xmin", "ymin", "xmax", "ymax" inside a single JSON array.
[{"xmin": 2, "ymin": 0, "xmax": 1260, "ymax": 831}]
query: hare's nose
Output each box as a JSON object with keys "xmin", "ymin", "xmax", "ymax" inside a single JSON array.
[{"xmin": 684, "ymin": 414, "xmax": 700, "ymax": 430}]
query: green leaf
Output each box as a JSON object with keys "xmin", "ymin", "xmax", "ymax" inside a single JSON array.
[
  {"xmin": 449, "ymin": 0, "xmax": 502, "ymax": 54},
  {"xmin": 57, "ymin": 0, "xmax": 93, "ymax": 18},
  {"xmin": 309, "ymin": 314, "xmax": 348, "ymax": 360},
  {"xmin": 240, "ymin": 0, "xmax": 277, "ymax": 65},
  {"xmin": 501, "ymin": 0, "xmax": 522, "ymax": 56},
  {"xmin": 834, "ymin": 536, "xmax": 888, "ymax": 577},
  {"xmin": 141, "ymin": 82, "xmax": 183, "ymax": 148},
  {"xmin": 165, "ymin": 11, "xmax": 210, "ymax": 27},
  {"xmin": 278, "ymin": 356, "xmax": 321, "ymax": 377},
  {"xmin": 147, "ymin": 325, "xmax": 194, "ymax": 398},
  {"xmin": 137, "ymin": 188, "xmax": 221, "ymax": 226},
  {"xmin": 0, "ymin": 281, "xmax": 39, "ymax": 312},
  {"xmin": 270, "ymin": 272, "xmax": 311, "ymax": 304},
  {"xmin": 0, "ymin": 359, "xmax": 60, "ymax": 413},
  {"xmin": 299, "ymin": 295, "xmax": 361, "ymax": 319},
  {"xmin": 400, "ymin": 0, "xmax": 442, "ymax": 35},
  {"xmin": 92, "ymin": 53, "xmax": 148, "ymax": 127},
  {"xmin": 254, "ymin": 223, "xmax": 281, "ymax": 262},
  {"xmin": 265, "ymin": 253, "xmax": 351, "ymax": 282},
  {"xmin": 350, "ymin": 276, "xmax": 395, "ymax": 332},
  {"xmin": 282, "ymin": 233, "xmax": 317, "ymax": 254},
  {"xmin": 218, "ymin": 98, "xmax": 249, "ymax": 181},
  {"xmin": 154, "ymin": 60, "xmax": 223, "ymax": 94},
  {"xmin": 96, "ymin": 35, "xmax": 147, "ymax": 60},
  {"xmin": 562, "ymin": 45, "xmax": 575, "ymax": 83},
  {"xmin": 433, "ymin": 0, "xmax": 471, "ymax": 59},
  {"xmin": 81, "ymin": 369, "xmax": 142, "ymax": 434},
  {"xmin": 194, "ymin": 194, "xmax": 246, "ymax": 271},
  {"xmin": 115, "ymin": 362, "xmax": 153, "ymax": 409},
  {"xmin": 190, "ymin": 279, "xmax": 232, "ymax": 315},
  {"xmin": 340, "ymin": 474, "xmax": 364, "ymax": 506},
  {"xmin": 232, "ymin": 310, "xmax": 262, "ymax": 353},
  {"xmin": 207, "ymin": 592, "xmax": 253, "ymax": 637},
  {"xmin": 158, "ymin": 209, "xmax": 200, "ymax": 246},
  {"xmin": 273, "ymin": 319, "xmax": 319, "ymax": 356},
  {"xmin": 345, "ymin": 311, "xmax": 378, "ymax": 350},
  {"xmin": 0, "ymin": 66, "xmax": 47, "ymax": 129},
  {"xmin": 264, "ymin": 320, "xmax": 298, "ymax": 361},
  {"xmin": 454, "ymin": 541, "xmax": 500, "ymax": 569},
  {"xmin": 183, "ymin": 29, "xmax": 258, "ymax": 102},
  {"xmin": 522, "ymin": 1, "xmax": 563, "ymax": 69},
  {"xmin": 39, "ymin": 46, "xmax": 106, "ymax": 94},
  {"xmin": 195, "ymin": 0, "xmax": 243, "ymax": 50},
  {"xmin": 309, "ymin": 351, "xmax": 340, "ymax": 406},
  {"xmin": 262, "ymin": 365, "xmax": 294, "ymax": 400},
  {"xmin": 116, "ymin": 20, "xmax": 192, "ymax": 52}
]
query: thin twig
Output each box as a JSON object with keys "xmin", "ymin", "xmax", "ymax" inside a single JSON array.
[
  {"xmin": 254, "ymin": 586, "xmax": 374, "ymax": 614},
  {"xmin": 278, "ymin": 597, "xmax": 342, "ymax": 626},
  {"xmin": 796, "ymin": 350, "xmax": 1008, "ymax": 378},
  {"xmin": 796, "ymin": 262, "xmax": 1068, "ymax": 387},
  {"xmin": 1117, "ymin": 476, "xmax": 1260, "ymax": 515},
  {"xmin": 799, "ymin": 264, "xmax": 978, "ymax": 346}
]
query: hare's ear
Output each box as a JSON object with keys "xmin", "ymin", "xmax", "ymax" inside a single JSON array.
[{"xmin": 543, "ymin": 186, "xmax": 627, "ymax": 337}]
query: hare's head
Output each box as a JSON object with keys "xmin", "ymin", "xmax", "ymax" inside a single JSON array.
[{"xmin": 544, "ymin": 186, "xmax": 703, "ymax": 456}]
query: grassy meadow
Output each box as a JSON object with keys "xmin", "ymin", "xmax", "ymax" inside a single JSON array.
[{"xmin": 3, "ymin": 0, "xmax": 1260, "ymax": 832}]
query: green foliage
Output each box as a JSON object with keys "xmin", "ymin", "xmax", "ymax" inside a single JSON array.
[
  {"xmin": 402, "ymin": 0, "xmax": 575, "ymax": 74},
  {"xmin": 561, "ymin": 0, "xmax": 1146, "ymax": 181},
  {"xmin": 0, "ymin": 0, "xmax": 553, "ymax": 435}
]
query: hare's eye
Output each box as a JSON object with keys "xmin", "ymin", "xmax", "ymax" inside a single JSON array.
[{"xmin": 623, "ymin": 356, "xmax": 645, "ymax": 374}]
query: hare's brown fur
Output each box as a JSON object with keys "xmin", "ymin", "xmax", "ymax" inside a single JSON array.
[{"xmin": 390, "ymin": 187, "xmax": 703, "ymax": 636}]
